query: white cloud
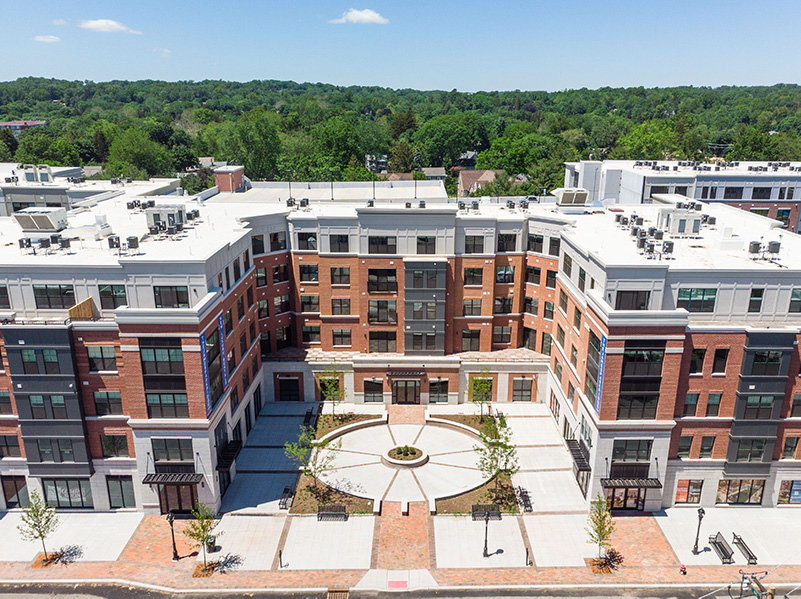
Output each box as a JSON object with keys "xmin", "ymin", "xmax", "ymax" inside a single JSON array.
[
  {"xmin": 79, "ymin": 19, "xmax": 141, "ymax": 34},
  {"xmin": 50, "ymin": 19, "xmax": 67, "ymax": 25},
  {"xmin": 153, "ymin": 48, "xmax": 171, "ymax": 58},
  {"xmin": 329, "ymin": 8, "xmax": 388, "ymax": 24},
  {"xmin": 33, "ymin": 35, "xmax": 61, "ymax": 43}
]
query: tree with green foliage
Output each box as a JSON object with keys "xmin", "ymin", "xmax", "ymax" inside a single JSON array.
[
  {"xmin": 318, "ymin": 363, "xmax": 344, "ymax": 419},
  {"xmin": 0, "ymin": 128, "xmax": 18, "ymax": 155},
  {"xmin": 586, "ymin": 493, "xmax": 616, "ymax": 560},
  {"xmin": 18, "ymin": 491, "xmax": 60, "ymax": 561},
  {"xmin": 468, "ymin": 367, "xmax": 493, "ymax": 421},
  {"xmin": 473, "ymin": 416, "xmax": 519, "ymax": 501},
  {"xmin": 390, "ymin": 140, "xmax": 415, "ymax": 173},
  {"xmin": 182, "ymin": 500, "xmax": 223, "ymax": 569},
  {"xmin": 284, "ymin": 425, "xmax": 341, "ymax": 495},
  {"xmin": 222, "ymin": 109, "xmax": 280, "ymax": 180},
  {"xmin": 107, "ymin": 128, "xmax": 173, "ymax": 177}
]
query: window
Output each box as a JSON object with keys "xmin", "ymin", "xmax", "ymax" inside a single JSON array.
[
  {"xmin": 0, "ymin": 435, "xmax": 21, "ymax": 458},
  {"xmin": 559, "ymin": 290, "xmax": 568, "ymax": 313},
  {"xmin": 273, "ymin": 264, "xmax": 289, "ymax": 283},
  {"xmin": 236, "ymin": 296, "xmax": 245, "ymax": 321},
  {"xmin": 367, "ymin": 269, "xmax": 397, "ymax": 292},
  {"xmin": 463, "ymin": 298, "xmax": 482, "ymax": 316},
  {"xmin": 544, "ymin": 301, "xmax": 554, "ymax": 320},
  {"xmin": 675, "ymin": 480, "xmax": 703, "ymax": 504},
  {"xmin": 101, "ymin": 435, "xmax": 129, "ymax": 458},
  {"xmin": 464, "ymin": 267, "xmax": 483, "ymax": 286},
  {"xmin": 0, "ymin": 285, "xmax": 9, "ymax": 309},
  {"xmin": 723, "ymin": 186, "xmax": 744, "ymax": 200},
  {"xmin": 545, "ymin": 270, "xmax": 557, "ymax": 289},
  {"xmin": 239, "ymin": 332, "xmax": 248, "ymax": 358},
  {"xmin": 257, "ymin": 299, "xmax": 269, "ymax": 319},
  {"xmin": 570, "ymin": 345, "xmax": 578, "ymax": 368},
  {"xmin": 573, "ymin": 308, "xmax": 582, "ymax": 330},
  {"xmin": 368, "ymin": 300, "xmax": 397, "ymax": 323},
  {"xmin": 146, "ymin": 393, "xmax": 189, "ymax": 418},
  {"xmin": 562, "ymin": 253, "xmax": 573, "ymax": 277},
  {"xmin": 243, "ymin": 250, "xmax": 250, "ymax": 272},
  {"xmin": 752, "ymin": 350, "xmax": 782, "ymax": 375},
  {"xmin": 369, "ymin": 331, "xmax": 396, "ymax": 353},
  {"xmin": 276, "ymin": 326, "xmax": 291, "ymax": 349},
  {"xmin": 107, "ymin": 476, "xmax": 135, "ymax": 508},
  {"xmin": 526, "ymin": 266, "xmax": 540, "ymax": 285},
  {"xmin": 302, "ymin": 326, "xmax": 321, "ymax": 343},
  {"xmin": 29, "ymin": 395, "xmax": 46, "ymax": 419},
  {"xmin": 429, "ymin": 380, "xmax": 449, "ymax": 403},
  {"xmin": 777, "ymin": 209, "xmax": 791, "ymax": 227},
  {"xmin": 224, "ymin": 267, "xmax": 231, "ymax": 290},
  {"xmin": 274, "ymin": 295, "xmax": 290, "ymax": 314},
  {"xmin": 793, "ymin": 394, "xmax": 801, "ymax": 417},
  {"xmin": 412, "ymin": 332, "xmax": 436, "ymax": 350},
  {"xmin": 615, "ymin": 290, "xmax": 650, "ymax": 310},
  {"xmin": 154, "ymin": 286, "xmax": 189, "ymax": 309},
  {"xmin": 617, "ymin": 395, "xmax": 658, "ymax": 420},
  {"xmin": 33, "ymin": 284, "xmax": 75, "ymax": 309},
  {"xmin": 50, "ymin": 395, "xmax": 66, "ymax": 418},
  {"xmin": 94, "ymin": 391, "xmax": 123, "ymax": 416},
  {"xmin": 522, "ymin": 327, "xmax": 536, "ymax": 350},
  {"xmin": 556, "ymin": 325, "xmax": 565, "ymax": 348},
  {"xmin": 0, "ymin": 392, "xmax": 11, "ymax": 415},
  {"xmin": 332, "ymin": 329, "xmax": 351, "ymax": 346},
  {"xmin": 299, "ymin": 264, "xmax": 318, "ymax": 282},
  {"xmin": 330, "ymin": 234, "xmax": 349, "ymax": 253},
  {"xmin": 493, "ymin": 326, "xmax": 511, "ymax": 344},
  {"xmin": 689, "ymin": 349, "xmax": 705, "ymax": 374},
  {"xmin": 233, "ymin": 259, "xmax": 241, "ymax": 282},
  {"xmin": 752, "ymin": 187, "xmax": 772, "ymax": 200},
  {"xmin": 462, "ymin": 330, "xmax": 480, "ymax": 351},
  {"xmin": 494, "ymin": 296, "xmax": 513, "ymax": 314},
  {"xmin": 417, "ymin": 236, "xmax": 436, "ymax": 254},
  {"xmin": 331, "ymin": 298, "xmax": 350, "ymax": 315},
  {"xmin": 297, "ymin": 232, "xmax": 317, "ymax": 250},
  {"xmin": 613, "ymin": 439, "xmax": 652, "ymax": 462},
  {"xmin": 2, "ymin": 476, "xmax": 28, "ymax": 508},
  {"xmin": 43, "ymin": 349, "xmax": 60, "ymax": 374},
  {"xmin": 223, "ymin": 309, "xmax": 233, "ymax": 336},
  {"xmin": 699, "ymin": 436, "xmax": 715, "ymax": 458},
  {"xmin": 677, "ymin": 436, "xmax": 692, "ymax": 458},
  {"xmin": 548, "ymin": 237, "xmax": 561, "ymax": 256},
  {"xmin": 528, "ymin": 234, "xmax": 544, "ymax": 253},
  {"xmin": 585, "ymin": 331, "xmax": 602, "ymax": 400},
  {"xmin": 716, "ymin": 479, "xmax": 764, "ymax": 504},
  {"xmin": 331, "ymin": 267, "xmax": 350, "ymax": 285},
  {"xmin": 495, "ymin": 265, "xmax": 514, "ymax": 284},
  {"xmin": 578, "ymin": 268, "xmax": 586, "ymax": 292},
  {"xmin": 512, "ymin": 379, "xmax": 532, "ymax": 402},
  {"xmin": 736, "ymin": 439, "xmax": 766, "ymax": 462},
  {"xmin": 364, "ymin": 380, "xmax": 383, "ymax": 402},
  {"xmin": 790, "ymin": 289, "xmax": 801, "ymax": 313},
  {"xmin": 706, "ymin": 393, "xmax": 722, "ymax": 417},
  {"xmin": 748, "ymin": 288, "xmax": 764, "ymax": 313},
  {"xmin": 677, "ymin": 288, "xmax": 716, "ymax": 313},
  {"xmin": 712, "ymin": 349, "xmax": 728, "ymax": 374},
  {"xmin": 368, "ymin": 236, "xmax": 396, "ymax": 254},
  {"xmin": 523, "ymin": 296, "xmax": 537, "ymax": 315},
  {"xmin": 683, "ymin": 393, "xmax": 699, "ymax": 417},
  {"xmin": 497, "ymin": 234, "xmax": 516, "ymax": 252},
  {"xmin": 541, "ymin": 332, "xmax": 552, "ymax": 356},
  {"xmin": 744, "ymin": 395, "xmax": 774, "ymax": 419},
  {"xmin": 783, "ymin": 437, "xmax": 799, "ymax": 459},
  {"xmin": 22, "ymin": 349, "xmax": 39, "ymax": 374},
  {"xmin": 300, "ymin": 295, "xmax": 319, "ymax": 313},
  {"xmin": 554, "ymin": 361, "xmax": 563, "ymax": 383},
  {"xmin": 43, "ymin": 479, "xmax": 93, "ymax": 508},
  {"xmin": 99, "ymin": 284, "xmax": 127, "ymax": 309},
  {"xmin": 246, "ymin": 286, "xmax": 254, "ymax": 309},
  {"xmin": 465, "ymin": 235, "xmax": 484, "ymax": 254},
  {"xmin": 278, "ymin": 378, "xmax": 299, "ymax": 401},
  {"xmin": 413, "ymin": 270, "xmax": 438, "ymax": 289},
  {"xmin": 412, "ymin": 302, "xmax": 437, "ymax": 320},
  {"xmin": 269, "ymin": 231, "xmax": 287, "ymax": 251}
]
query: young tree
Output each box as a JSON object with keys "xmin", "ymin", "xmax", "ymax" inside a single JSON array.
[
  {"xmin": 473, "ymin": 416, "xmax": 519, "ymax": 503},
  {"xmin": 318, "ymin": 364, "xmax": 344, "ymax": 420},
  {"xmin": 284, "ymin": 425, "xmax": 341, "ymax": 495},
  {"xmin": 182, "ymin": 500, "xmax": 224, "ymax": 569},
  {"xmin": 18, "ymin": 491, "xmax": 60, "ymax": 561},
  {"xmin": 586, "ymin": 493, "xmax": 616, "ymax": 561},
  {"xmin": 468, "ymin": 368, "xmax": 493, "ymax": 421}
]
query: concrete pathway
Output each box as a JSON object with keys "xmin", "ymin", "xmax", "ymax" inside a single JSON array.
[
  {"xmin": 433, "ymin": 515, "xmax": 528, "ymax": 569},
  {"xmin": 281, "ymin": 515, "xmax": 375, "ymax": 570},
  {"xmin": 195, "ymin": 514, "xmax": 285, "ymax": 570}
]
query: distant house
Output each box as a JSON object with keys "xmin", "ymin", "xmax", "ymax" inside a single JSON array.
[
  {"xmin": 0, "ymin": 120, "xmax": 47, "ymax": 137},
  {"xmin": 457, "ymin": 169, "xmax": 504, "ymax": 197},
  {"xmin": 422, "ymin": 167, "xmax": 446, "ymax": 181},
  {"xmin": 378, "ymin": 172, "xmax": 414, "ymax": 181},
  {"xmin": 365, "ymin": 154, "xmax": 388, "ymax": 173},
  {"xmin": 453, "ymin": 150, "xmax": 478, "ymax": 170}
]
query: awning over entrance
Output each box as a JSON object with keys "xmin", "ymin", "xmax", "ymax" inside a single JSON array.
[
  {"xmin": 142, "ymin": 473, "xmax": 204, "ymax": 485},
  {"xmin": 386, "ymin": 370, "xmax": 425, "ymax": 377},
  {"xmin": 601, "ymin": 478, "xmax": 662, "ymax": 489}
]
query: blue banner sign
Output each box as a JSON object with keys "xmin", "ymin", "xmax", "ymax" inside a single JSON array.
[
  {"xmin": 594, "ymin": 334, "xmax": 607, "ymax": 415},
  {"xmin": 218, "ymin": 313, "xmax": 229, "ymax": 389},
  {"xmin": 200, "ymin": 332, "xmax": 211, "ymax": 415}
]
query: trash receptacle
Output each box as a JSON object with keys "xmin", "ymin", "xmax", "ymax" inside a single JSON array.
[{"xmin": 206, "ymin": 535, "xmax": 216, "ymax": 553}]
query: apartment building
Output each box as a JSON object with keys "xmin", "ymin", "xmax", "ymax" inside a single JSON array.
[
  {"xmin": 565, "ymin": 160, "xmax": 801, "ymax": 232},
  {"xmin": 1, "ymin": 178, "xmax": 800, "ymax": 516}
]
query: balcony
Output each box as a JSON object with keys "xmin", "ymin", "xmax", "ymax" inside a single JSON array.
[{"xmin": 216, "ymin": 440, "xmax": 243, "ymax": 472}]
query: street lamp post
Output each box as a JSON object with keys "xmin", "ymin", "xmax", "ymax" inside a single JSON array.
[
  {"xmin": 482, "ymin": 510, "xmax": 490, "ymax": 558},
  {"xmin": 692, "ymin": 507, "xmax": 706, "ymax": 555},
  {"xmin": 167, "ymin": 511, "xmax": 179, "ymax": 562},
  {"xmin": 286, "ymin": 170, "xmax": 292, "ymax": 200},
  {"xmin": 330, "ymin": 169, "xmax": 334, "ymax": 201}
]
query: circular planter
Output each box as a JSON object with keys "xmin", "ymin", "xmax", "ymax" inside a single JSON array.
[{"xmin": 381, "ymin": 447, "xmax": 429, "ymax": 468}]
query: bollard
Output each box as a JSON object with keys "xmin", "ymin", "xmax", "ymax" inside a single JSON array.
[
  {"xmin": 526, "ymin": 547, "xmax": 529, "ymax": 566},
  {"xmin": 278, "ymin": 549, "xmax": 283, "ymax": 569}
]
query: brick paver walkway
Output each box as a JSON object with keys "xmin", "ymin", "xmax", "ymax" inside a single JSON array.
[
  {"xmin": 387, "ymin": 404, "xmax": 426, "ymax": 425},
  {"xmin": 375, "ymin": 501, "xmax": 430, "ymax": 570}
]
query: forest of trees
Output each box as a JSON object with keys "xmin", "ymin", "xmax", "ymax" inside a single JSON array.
[{"xmin": 3, "ymin": 77, "xmax": 801, "ymax": 196}]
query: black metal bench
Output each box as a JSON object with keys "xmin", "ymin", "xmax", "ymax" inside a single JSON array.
[
  {"xmin": 709, "ymin": 531, "xmax": 734, "ymax": 564},
  {"xmin": 516, "ymin": 487, "xmax": 533, "ymax": 512},
  {"xmin": 279, "ymin": 486, "xmax": 294, "ymax": 510},
  {"xmin": 471, "ymin": 503, "xmax": 501, "ymax": 521},
  {"xmin": 317, "ymin": 504, "xmax": 347, "ymax": 521},
  {"xmin": 303, "ymin": 409, "xmax": 314, "ymax": 427},
  {"xmin": 733, "ymin": 533, "xmax": 758, "ymax": 565}
]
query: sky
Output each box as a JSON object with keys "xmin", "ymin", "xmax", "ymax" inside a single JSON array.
[{"xmin": 2, "ymin": 0, "xmax": 801, "ymax": 92}]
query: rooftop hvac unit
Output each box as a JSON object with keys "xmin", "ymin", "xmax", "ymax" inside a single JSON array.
[
  {"xmin": 126, "ymin": 202, "xmax": 135, "ymax": 210},
  {"xmin": 286, "ymin": 198, "xmax": 295, "ymax": 207},
  {"xmin": 39, "ymin": 238, "xmax": 50, "ymax": 249},
  {"xmin": 300, "ymin": 198, "xmax": 309, "ymax": 207},
  {"xmin": 50, "ymin": 233, "xmax": 60, "ymax": 245},
  {"xmin": 637, "ymin": 237, "xmax": 646, "ymax": 249},
  {"xmin": 673, "ymin": 166, "xmax": 678, "ymax": 171},
  {"xmin": 176, "ymin": 223, "xmax": 183, "ymax": 232},
  {"xmin": 768, "ymin": 241, "xmax": 781, "ymax": 253},
  {"xmin": 127, "ymin": 236, "xmax": 139, "ymax": 249},
  {"xmin": 615, "ymin": 214, "xmax": 622, "ymax": 223},
  {"xmin": 620, "ymin": 216, "xmax": 629, "ymax": 226},
  {"xmin": 167, "ymin": 226, "xmax": 176, "ymax": 236},
  {"xmin": 654, "ymin": 230, "xmax": 664, "ymax": 240},
  {"xmin": 471, "ymin": 200, "xmax": 479, "ymax": 211},
  {"xmin": 636, "ymin": 217, "xmax": 644, "ymax": 226},
  {"xmin": 715, "ymin": 166, "xmax": 720, "ymax": 171},
  {"xmin": 186, "ymin": 211, "xmax": 195, "ymax": 221},
  {"xmin": 146, "ymin": 205, "xmax": 186, "ymax": 229},
  {"xmin": 405, "ymin": 202, "xmax": 412, "ymax": 208},
  {"xmin": 638, "ymin": 230, "xmax": 647, "ymax": 239},
  {"xmin": 662, "ymin": 240, "xmax": 674, "ymax": 254},
  {"xmin": 645, "ymin": 242, "xmax": 655, "ymax": 254},
  {"xmin": 694, "ymin": 203, "xmax": 702, "ymax": 211},
  {"xmin": 748, "ymin": 166, "xmax": 754, "ymax": 171},
  {"xmin": 419, "ymin": 200, "xmax": 426, "ymax": 208},
  {"xmin": 506, "ymin": 200, "xmax": 515, "ymax": 209},
  {"xmin": 12, "ymin": 207, "xmax": 68, "ymax": 232},
  {"xmin": 59, "ymin": 238, "xmax": 70, "ymax": 250},
  {"xmin": 108, "ymin": 236, "xmax": 120, "ymax": 249},
  {"xmin": 18, "ymin": 237, "xmax": 31, "ymax": 249},
  {"xmin": 707, "ymin": 216, "xmax": 716, "ymax": 225},
  {"xmin": 648, "ymin": 226, "xmax": 656, "ymax": 237},
  {"xmin": 551, "ymin": 188, "xmax": 589, "ymax": 209},
  {"xmin": 631, "ymin": 226, "xmax": 640, "ymax": 237},
  {"xmin": 749, "ymin": 241, "xmax": 762, "ymax": 254},
  {"xmin": 367, "ymin": 200, "xmax": 375, "ymax": 207},
  {"xmin": 519, "ymin": 200, "xmax": 529, "ymax": 210},
  {"xmin": 148, "ymin": 226, "xmax": 160, "ymax": 236},
  {"xmin": 458, "ymin": 200, "xmax": 466, "ymax": 210}
]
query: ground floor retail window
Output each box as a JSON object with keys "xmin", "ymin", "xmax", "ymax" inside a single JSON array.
[
  {"xmin": 429, "ymin": 380, "xmax": 449, "ymax": 403},
  {"xmin": 1, "ymin": 475, "xmax": 29, "ymax": 508},
  {"xmin": 107, "ymin": 475, "xmax": 135, "ymax": 509},
  {"xmin": 605, "ymin": 486, "xmax": 646, "ymax": 511},
  {"xmin": 549, "ymin": 392, "xmax": 560, "ymax": 420},
  {"xmin": 778, "ymin": 480, "xmax": 801, "ymax": 504},
  {"xmin": 278, "ymin": 378, "xmax": 300, "ymax": 401},
  {"xmin": 576, "ymin": 469, "xmax": 590, "ymax": 498},
  {"xmin": 716, "ymin": 479, "xmax": 764, "ymax": 505},
  {"xmin": 43, "ymin": 478, "xmax": 93, "ymax": 508},
  {"xmin": 363, "ymin": 380, "xmax": 384, "ymax": 403},
  {"xmin": 157, "ymin": 483, "xmax": 197, "ymax": 514},
  {"xmin": 675, "ymin": 480, "xmax": 703, "ymax": 504}
]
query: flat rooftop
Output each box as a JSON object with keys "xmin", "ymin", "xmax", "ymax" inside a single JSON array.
[{"xmin": 568, "ymin": 159, "xmax": 801, "ymax": 178}]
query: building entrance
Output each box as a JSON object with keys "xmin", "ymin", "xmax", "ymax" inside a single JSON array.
[
  {"xmin": 392, "ymin": 380, "xmax": 420, "ymax": 404},
  {"xmin": 605, "ymin": 486, "xmax": 646, "ymax": 511}
]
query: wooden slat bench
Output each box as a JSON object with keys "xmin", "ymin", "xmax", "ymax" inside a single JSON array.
[
  {"xmin": 279, "ymin": 486, "xmax": 294, "ymax": 510},
  {"xmin": 709, "ymin": 531, "xmax": 734, "ymax": 564}
]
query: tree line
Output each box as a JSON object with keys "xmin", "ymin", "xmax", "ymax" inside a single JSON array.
[{"xmin": 3, "ymin": 77, "xmax": 801, "ymax": 196}]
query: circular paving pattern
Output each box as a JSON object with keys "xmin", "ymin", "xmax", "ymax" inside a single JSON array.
[{"xmin": 316, "ymin": 422, "xmax": 487, "ymax": 503}]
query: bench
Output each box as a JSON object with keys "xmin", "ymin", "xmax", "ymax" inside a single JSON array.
[
  {"xmin": 472, "ymin": 504, "xmax": 501, "ymax": 521},
  {"xmin": 709, "ymin": 531, "xmax": 734, "ymax": 564},
  {"xmin": 516, "ymin": 487, "xmax": 533, "ymax": 512},
  {"xmin": 279, "ymin": 486, "xmax": 294, "ymax": 510},
  {"xmin": 317, "ymin": 504, "xmax": 347, "ymax": 521},
  {"xmin": 303, "ymin": 409, "xmax": 314, "ymax": 427},
  {"xmin": 732, "ymin": 533, "xmax": 758, "ymax": 565}
]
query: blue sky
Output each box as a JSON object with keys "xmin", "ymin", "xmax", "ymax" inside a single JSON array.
[{"xmin": 2, "ymin": 0, "xmax": 801, "ymax": 92}]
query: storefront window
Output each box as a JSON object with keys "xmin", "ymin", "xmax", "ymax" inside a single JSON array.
[
  {"xmin": 778, "ymin": 480, "xmax": 801, "ymax": 504},
  {"xmin": 675, "ymin": 480, "xmax": 703, "ymax": 504},
  {"xmin": 716, "ymin": 479, "xmax": 764, "ymax": 505}
]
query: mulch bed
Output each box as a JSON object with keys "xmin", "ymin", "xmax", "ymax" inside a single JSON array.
[
  {"xmin": 288, "ymin": 473, "xmax": 374, "ymax": 514},
  {"xmin": 315, "ymin": 413, "xmax": 382, "ymax": 438},
  {"xmin": 192, "ymin": 563, "xmax": 217, "ymax": 578},
  {"xmin": 388, "ymin": 446, "xmax": 421, "ymax": 460},
  {"xmin": 30, "ymin": 553, "xmax": 59, "ymax": 569},
  {"xmin": 586, "ymin": 557, "xmax": 613, "ymax": 574},
  {"xmin": 431, "ymin": 414, "xmax": 485, "ymax": 432},
  {"xmin": 435, "ymin": 474, "xmax": 519, "ymax": 515}
]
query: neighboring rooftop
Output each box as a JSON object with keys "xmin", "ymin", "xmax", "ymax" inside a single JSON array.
[{"xmin": 567, "ymin": 159, "xmax": 801, "ymax": 178}]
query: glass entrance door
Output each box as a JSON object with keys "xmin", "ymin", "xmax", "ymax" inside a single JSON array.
[
  {"xmin": 606, "ymin": 487, "xmax": 646, "ymax": 511},
  {"xmin": 157, "ymin": 484, "xmax": 197, "ymax": 514},
  {"xmin": 392, "ymin": 380, "xmax": 420, "ymax": 404}
]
